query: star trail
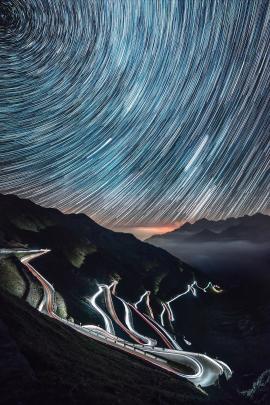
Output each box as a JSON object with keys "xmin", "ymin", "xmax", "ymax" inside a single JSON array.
[{"xmin": 0, "ymin": 0, "xmax": 269, "ymax": 238}]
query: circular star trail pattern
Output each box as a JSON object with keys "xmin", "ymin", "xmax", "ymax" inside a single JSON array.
[{"xmin": 0, "ymin": 0, "xmax": 269, "ymax": 230}]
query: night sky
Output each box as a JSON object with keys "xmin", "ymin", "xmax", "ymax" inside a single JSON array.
[{"xmin": 0, "ymin": 0, "xmax": 269, "ymax": 239}]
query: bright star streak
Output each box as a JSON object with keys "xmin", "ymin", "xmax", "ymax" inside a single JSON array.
[
  {"xmin": 184, "ymin": 136, "xmax": 209, "ymax": 172},
  {"xmin": 87, "ymin": 138, "xmax": 112, "ymax": 159}
]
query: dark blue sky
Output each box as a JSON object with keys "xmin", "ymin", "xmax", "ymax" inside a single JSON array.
[{"xmin": 0, "ymin": 0, "xmax": 269, "ymax": 238}]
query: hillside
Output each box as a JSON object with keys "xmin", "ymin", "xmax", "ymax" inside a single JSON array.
[{"xmin": 0, "ymin": 192, "xmax": 198, "ymax": 323}]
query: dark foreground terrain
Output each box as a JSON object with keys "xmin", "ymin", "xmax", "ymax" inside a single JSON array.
[{"xmin": 0, "ymin": 288, "xmax": 249, "ymax": 405}]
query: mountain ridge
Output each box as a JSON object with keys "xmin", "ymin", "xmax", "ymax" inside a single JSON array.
[{"xmin": 148, "ymin": 212, "xmax": 270, "ymax": 243}]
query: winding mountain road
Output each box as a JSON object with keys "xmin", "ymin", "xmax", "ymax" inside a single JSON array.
[{"xmin": 1, "ymin": 248, "xmax": 232, "ymax": 388}]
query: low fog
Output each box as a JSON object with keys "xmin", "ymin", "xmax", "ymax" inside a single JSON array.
[{"xmin": 149, "ymin": 240, "xmax": 270, "ymax": 286}]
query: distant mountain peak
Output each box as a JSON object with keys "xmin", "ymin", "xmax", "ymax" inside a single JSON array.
[{"xmin": 148, "ymin": 212, "xmax": 270, "ymax": 243}]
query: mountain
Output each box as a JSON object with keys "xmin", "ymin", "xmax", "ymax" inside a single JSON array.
[
  {"xmin": 0, "ymin": 192, "xmax": 198, "ymax": 322},
  {"xmin": 149, "ymin": 213, "xmax": 270, "ymax": 243},
  {"xmin": 185, "ymin": 229, "xmax": 219, "ymax": 242}
]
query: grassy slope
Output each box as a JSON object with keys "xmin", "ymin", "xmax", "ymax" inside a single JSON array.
[
  {"xmin": 0, "ymin": 289, "xmax": 249, "ymax": 405},
  {"xmin": 0, "ymin": 256, "xmax": 27, "ymax": 299}
]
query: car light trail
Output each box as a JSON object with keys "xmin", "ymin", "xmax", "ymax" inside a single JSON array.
[
  {"xmin": 134, "ymin": 290, "xmax": 154, "ymax": 318},
  {"xmin": 86, "ymin": 286, "xmax": 115, "ymax": 335},
  {"xmin": 128, "ymin": 303, "xmax": 175, "ymax": 349},
  {"xmin": 117, "ymin": 296, "xmax": 156, "ymax": 346},
  {"xmin": 143, "ymin": 312, "xmax": 183, "ymax": 351},
  {"xmin": 101, "ymin": 284, "xmax": 144, "ymax": 345},
  {"xmin": 163, "ymin": 280, "xmax": 220, "ymax": 323},
  {"xmin": 160, "ymin": 303, "xmax": 166, "ymax": 326},
  {"xmin": 183, "ymin": 336, "xmax": 192, "ymax": 346},
  {"xmin": 145, "ymin": 291, "xmax": 155, "ymax": 319},
  {"xmin": 134, "ymin": 291, "xmax": 149, "ymax": 308}
]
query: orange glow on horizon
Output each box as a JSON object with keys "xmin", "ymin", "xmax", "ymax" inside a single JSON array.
[
  {"xmin": 62, "ymin": 207, "xmax": 186, "ymax": 240},
  {"xmin": 113, "ymin": 221, "xmax": 186, "ymax": 240}
]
